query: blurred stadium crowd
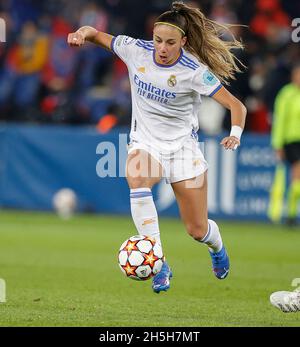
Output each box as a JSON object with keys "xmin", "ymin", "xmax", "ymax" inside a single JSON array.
[{"xmin": 0, "ymin": 0, "xmax": 299, "ymax": 133}]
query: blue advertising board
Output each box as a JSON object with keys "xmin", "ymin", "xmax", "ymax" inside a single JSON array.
[{"xmin": 0, "ymin": 124, "xmax": 278, "ymax": 221}]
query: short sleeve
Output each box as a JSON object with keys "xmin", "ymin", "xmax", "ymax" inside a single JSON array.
[
  {"xmin": 191, "ymin": 68, "xmax": 222, "ymax": 97},
  {"xmin": 111, "ymin": 35, "xmax": 137, "ymax": 64}
]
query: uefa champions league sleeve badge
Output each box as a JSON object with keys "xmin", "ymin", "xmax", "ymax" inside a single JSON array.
[{"xmin": 203, "ymin": 70, "xmax": 218, "ymax": 86}]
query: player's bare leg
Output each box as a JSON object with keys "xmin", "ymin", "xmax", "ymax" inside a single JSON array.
[
  {"xmin": 126, "ymin": 149, "xmax": 162, "ymax": 189},
  {"xmin": 172, "ymin": 173, "xmax": 229, "ymax": 279},
  {"xmin": 126, "ymin": 149, "xmax": 162, "ymax": 249},
  {"xmin": 126, "ymin": 149, "xmax": 172, "ymax": 293}
]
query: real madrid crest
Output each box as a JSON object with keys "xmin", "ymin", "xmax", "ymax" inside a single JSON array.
[{"xmin": 167, "ymin": 75, "xmax": 177, "ymax": 87}]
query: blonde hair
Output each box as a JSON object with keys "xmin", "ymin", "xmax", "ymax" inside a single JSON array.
[{"xmin": 155, "ymin": 1, "xmax": 245, "ymax": 84}]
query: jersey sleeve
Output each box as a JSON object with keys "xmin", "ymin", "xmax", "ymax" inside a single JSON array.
[
  {"xmin": 191, "ymin": 67, "xmax": 222, "ymax": 97},
  {"xmin": 111, "ymin": 35, "xmax": 138, "ymax": 64}
]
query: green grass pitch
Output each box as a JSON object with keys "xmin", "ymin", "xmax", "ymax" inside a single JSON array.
[{"xmin": 0, "ymin": 211, "xmax": 299, "ymax": 327}]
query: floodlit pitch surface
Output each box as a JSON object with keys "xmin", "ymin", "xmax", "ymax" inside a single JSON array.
[{"xmin": 0, "ymin": 211, "xmax": 299, "ymax": 327}]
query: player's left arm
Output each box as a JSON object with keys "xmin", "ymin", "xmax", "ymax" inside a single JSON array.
[{"xmin": 212, "ymin": 86, "xmax": 247, "ymax": 150}]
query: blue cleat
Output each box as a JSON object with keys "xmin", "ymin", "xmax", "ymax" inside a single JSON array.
[
  {"xmin": 209, "ymin": 246, "xmax": 230, "ymax": 279},
  {"xmin": 152, "ymin": 261, "xmax": 173, "ymax": 293}
]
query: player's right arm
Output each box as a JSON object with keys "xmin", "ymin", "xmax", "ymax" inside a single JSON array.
[{"xmin": 67, "ymin": 26, "xmax": 114, "ymax": 51}]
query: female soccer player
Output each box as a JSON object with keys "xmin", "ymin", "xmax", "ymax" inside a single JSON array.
[{"xmin": 68, "ymin": 1, "xmax": 247, "ymax": 293}]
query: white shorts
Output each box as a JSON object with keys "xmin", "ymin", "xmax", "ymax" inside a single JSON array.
[{"xmin": 127, "ymin": 137, "xmax": 208, "ymax": 184}]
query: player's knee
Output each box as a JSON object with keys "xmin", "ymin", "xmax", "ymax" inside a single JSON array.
[
  {"xmin": 127, "ymin": 176, "xmax": 151, "ymax": 189},
  {"xmin": 186, "ymin": 221, "xmax": 208, "ymax": 241}
]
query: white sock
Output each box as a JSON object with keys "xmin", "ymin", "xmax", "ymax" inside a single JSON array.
[
  {"xmin": 130, "ymin": 188, "xmax": 162, "ymax": 247},
  {"xmin": 199, "ymin": 219, "xmax": 223, "ymax": 253}
]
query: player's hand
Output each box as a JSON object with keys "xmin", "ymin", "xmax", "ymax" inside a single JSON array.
[
  {"xmin": 220, "ymin": 136, "xmax": 240, "ymax": 150},
  {"xmin": 67, "ymin": 31, "xmax": 85, "ymax": 47}
]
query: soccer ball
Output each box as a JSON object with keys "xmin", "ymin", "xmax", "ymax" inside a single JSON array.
[
  {"xmin": 52, "ymin": 188, "xmax": 77, "ymax": 219},
  {"xmin": 118, "ymin": 235, "xmax": 164, "ymax": 281}
]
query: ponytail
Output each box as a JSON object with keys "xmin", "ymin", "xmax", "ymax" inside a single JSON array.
[{"xmin": 156, "ymin": 1, "xmax": 245, "ymax": 84}]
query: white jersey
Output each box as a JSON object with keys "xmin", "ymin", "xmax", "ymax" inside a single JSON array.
[{"xmin": 111, "ymin": 35, "xmax": 222, "ymax": 152}]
